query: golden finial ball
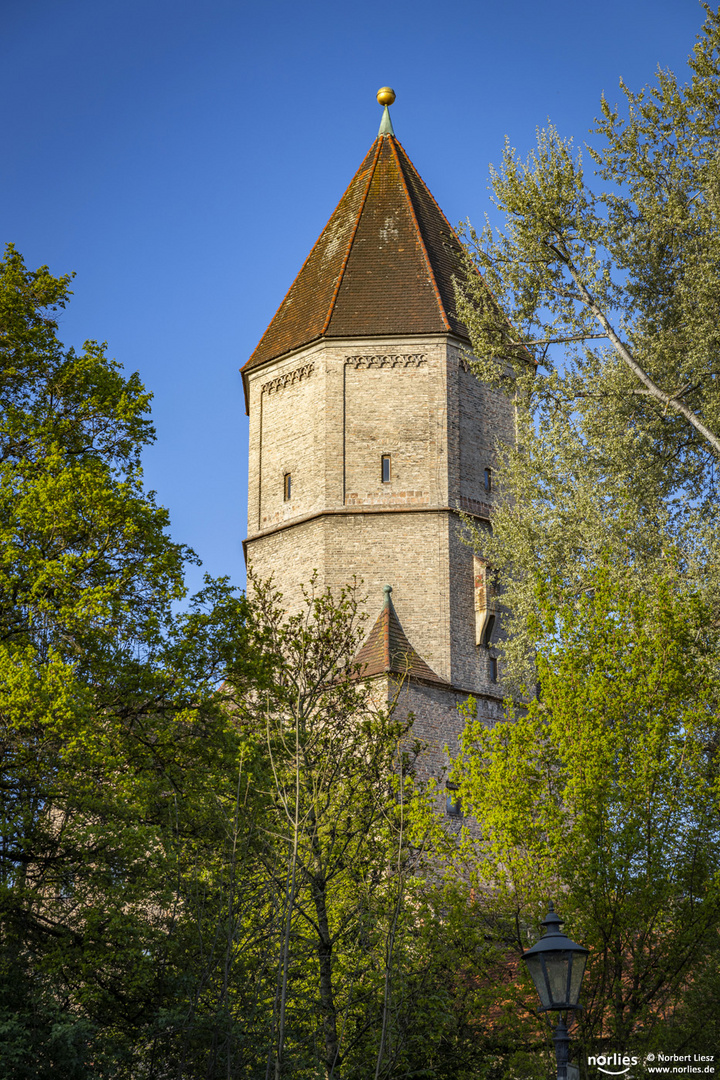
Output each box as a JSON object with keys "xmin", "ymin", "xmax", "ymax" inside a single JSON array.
[{"xmin": 376, "ymin": 87, "xmax": 396, "ymax": 107}]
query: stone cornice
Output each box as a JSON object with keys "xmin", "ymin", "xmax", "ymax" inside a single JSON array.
[{"xmin": 243, "ymin": 502, "xmax": 491, "ymax": 559}]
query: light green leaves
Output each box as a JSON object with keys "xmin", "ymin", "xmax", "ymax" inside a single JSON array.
[
  {"xmin": 451, "ymin": 566, "xmax": 720, "ymax": 1054},
  {"xmin": 457, "ymin": 7, "xmax": 720, "ymax": 689}
]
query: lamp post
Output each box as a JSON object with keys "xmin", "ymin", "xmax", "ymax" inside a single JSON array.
[{"xmin": 521, "ymin": 902, "xmax": 588, "ymax": 1080}]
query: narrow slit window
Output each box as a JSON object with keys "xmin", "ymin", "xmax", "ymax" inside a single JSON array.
[
  {"xmin": 484, "ymin": 467, "xmax": 492, "ymax": 494},
  {"xmin": 381, "ymin": 455, "xmax": 391, "ymax": 483},
  {"xmin": 482, "ymin": 613, "xmax": 496, "ymax": 648},
  {"xmin": 489, "ymin": 656, "xmax": 498, "ymax": 683},
  {"xmin": 283, "ymin": 473, "xmax": 292, "ymax": 501}
]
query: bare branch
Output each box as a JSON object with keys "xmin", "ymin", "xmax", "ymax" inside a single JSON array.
[
  {"xmin": 522, "ymin": 333, "xmax": 609, "ymax": 347},
  {"xmin": 560, "ymin": 256, "xmax": 720, "ymax": 456}
]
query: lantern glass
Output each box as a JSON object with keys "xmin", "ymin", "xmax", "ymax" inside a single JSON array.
[
  {"xmin": 524, "ymin": 953, "xmax": 551, "ymax": 1010},
  {"xmin": 521, "ymin": 903, "xmax": 588, "ymax": 1012},
  {"xmin": 545, "ymin": 949, "xmax": 572, "ymax": 1006},
  {"xmin": 568, "ymin": 952, "xmax": 587, "ymax": 1007}
]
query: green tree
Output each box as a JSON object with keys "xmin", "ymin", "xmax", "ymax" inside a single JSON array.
[
  {"xmin": 0, "ymin": 244, "xmax": 251, "ymax": 1078},
  {"xmin": 0, "ymin": 243, "xmax": 503, "ymax": 1079},
  {"xmin": 186, "ymin": 576, "xmax": 510, "ymax": 1080},
  {"xmin": 455, "ymin": 4, "xmax": 720, "ymax": 683},
  {"xmin": 224, "ymin": 577, "xmax": 438, "ymax": 1080},
  {"xmin": 450, "ymin": 13, "xmax": 720, "ymax": 1064},
  {"xmin": 450, "ymin": 565, "xmax": 720, "ymax": 1067}
]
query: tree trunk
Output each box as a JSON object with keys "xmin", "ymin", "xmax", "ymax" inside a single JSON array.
[{"xmin": 312, "ymin": 872, "xmax": 340, "ymax": 1079}]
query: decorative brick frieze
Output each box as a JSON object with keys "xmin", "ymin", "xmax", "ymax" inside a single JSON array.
[
  {"xmin": 261, "ymin": 362, "xmax": 315, "ymax": 395},
  {"xmin": 447, "ymin": 348, "xmax": 475, "ymax": 374},
  {"xmin": 345, "ymin": 354, "xmax": 425, "ymax": 369}
]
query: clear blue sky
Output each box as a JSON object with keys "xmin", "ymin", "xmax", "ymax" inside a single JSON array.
[{"xmin": 1, "ymin": 0, "xmax": 705, "ymax": 597}]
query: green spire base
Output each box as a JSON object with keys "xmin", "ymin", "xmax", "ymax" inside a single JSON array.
[{"xmin": 378, "ymin": 105, "xmax": 395, "ymax": 136}]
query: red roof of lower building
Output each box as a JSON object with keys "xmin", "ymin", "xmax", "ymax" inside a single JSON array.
[{"xmin": 354, "ymin": 585, "xmax": 447, "ymax": 685}]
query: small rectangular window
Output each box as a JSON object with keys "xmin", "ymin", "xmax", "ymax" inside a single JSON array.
[
  {"xmin": 484, "ymin": 467, "xmax": 492, "ymax": 494},
  {"xmin": 283, "ymin": 473, "xmax": 292, "ymax": 501},
  {"xmin": 381, "ymin": 455, "xmax": 391, "ymax": 483},
  {"xmin": 446, "ymin": 787, "xmax": 462, "ymax": 818},
  {"xmin": 489, "ymin": 656, "xmax": 498, "ymax": 683}
]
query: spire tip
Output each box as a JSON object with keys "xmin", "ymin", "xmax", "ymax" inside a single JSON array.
[
  {"xmin": 376, "ymin": 87, "xmax": 396, "ymax": 107},
  {"xmin": 376, "ymin": 87, "xmax": 396, "ymax": 137}
]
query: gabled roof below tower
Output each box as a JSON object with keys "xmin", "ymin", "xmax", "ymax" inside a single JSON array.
[
  {"xmin": 354, "ymin": 585, "xmax": 447, "ymax": 685},
  {"xmin": 243, "ymin": 131, "xmax": 469, "ymax": 378}
]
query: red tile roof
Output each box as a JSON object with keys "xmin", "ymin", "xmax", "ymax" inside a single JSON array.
[
  {"xmin": 354, "ymin": 586, "xmax": 447, "ymax": 685},
  {"xmin": 242, "ymin": 133, "xmax": 469, "ymax": 378}
]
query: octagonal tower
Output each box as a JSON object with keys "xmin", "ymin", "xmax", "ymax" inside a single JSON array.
[{"xmin": 241, "ymin": 95, "xmax": 514, "ymax": 777}]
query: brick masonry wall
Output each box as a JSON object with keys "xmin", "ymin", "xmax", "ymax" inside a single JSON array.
[
  {"xmin": 244, "ymin": 333, "xmax": 514, "ymax": 713},
  {"xmin": 363, "ymin": 674, "xmax": 506, "ymax": 827},
  {"xmin": 248, "ymin": 345, "xmax": 326, "ymax": 532},
  {"xmin": 344, "ymin": 355, "xmax": 437, "ymax": 508}
]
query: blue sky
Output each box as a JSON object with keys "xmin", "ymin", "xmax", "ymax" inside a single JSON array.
[{"xmin": 1, "ymin": 0, "xmax": 705, "ymax": 597}]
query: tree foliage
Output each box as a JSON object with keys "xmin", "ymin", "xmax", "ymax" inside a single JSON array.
[
  {"xmin": 182, "ymin": 578, "xmax": 506, "ymax": 1080},
  {"xmin": 455, "ymin": 3, "xmax": 720, "ymax": 684},
  {"xmin": 0, "ymin": 245, "xmax": 505, "ymax": 1078},
  {"xmin": 451, "ymin": 8, "xmax": 720, "ymax": 1066},
  {"xmin": 0, "ymin": 244, "xmax": 252, "ymax": 1076},
  {"xmin": 450, "ymin": 565, "xmax": 720, "ymax": 1065}
]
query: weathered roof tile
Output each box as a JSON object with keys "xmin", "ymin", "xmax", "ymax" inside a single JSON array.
[{"xmin": 242, "ymin": 133, "xmax": 468, "ymax": 378}]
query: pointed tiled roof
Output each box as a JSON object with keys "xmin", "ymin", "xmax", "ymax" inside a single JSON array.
[
  {"xmin": 243, "ymin": 133, "xmax": 469, "ymax": 377},
  {"xmin": 354, "ymin": 586, "xmax": 447, "ymax": 684}
]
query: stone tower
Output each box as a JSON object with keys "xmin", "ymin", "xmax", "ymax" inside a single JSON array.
[{"xmin": 241, "ymin": 92, "xmax": 513, "ymax": 778}]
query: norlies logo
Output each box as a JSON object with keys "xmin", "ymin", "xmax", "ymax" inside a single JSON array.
[{"xmin": 588, "ymin": 1054, "xmax": 639, "ymax": 1076}]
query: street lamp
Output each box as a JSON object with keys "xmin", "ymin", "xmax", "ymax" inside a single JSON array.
[{"xmin": 521, "ymin": 902, "xmax": 588, "ymax": 1080}]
